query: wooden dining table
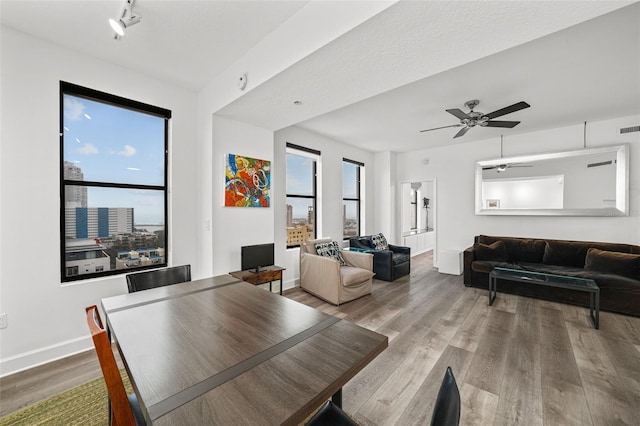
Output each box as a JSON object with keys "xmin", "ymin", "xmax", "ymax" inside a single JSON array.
[{"xmin": 101, "ymin": 275, "xmax": 388, "ymax": 425}]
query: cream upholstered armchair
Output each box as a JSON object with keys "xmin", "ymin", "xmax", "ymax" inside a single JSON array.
[{"xmin": 299, "ymin": 238, "xmax": 374, "ymax": 305}]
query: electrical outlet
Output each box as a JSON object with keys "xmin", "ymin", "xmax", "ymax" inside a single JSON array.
[{"xmin": 0, "ymin": 313, "xmax": 7, "ymax": 329}]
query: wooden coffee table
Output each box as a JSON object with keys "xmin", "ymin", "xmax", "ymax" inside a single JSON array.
[{"xmin": 489, "ymin": 267, "xmax": 600, "ymax": 329}]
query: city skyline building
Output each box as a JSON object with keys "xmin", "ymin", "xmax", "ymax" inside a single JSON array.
[
  {"xmin": 63, "ymin": 161, "xmax": 87, "ymax": 208},
  {"xmin": 286, "ymin": 204, "xmax": 293, "ymax": 227},
  {"xmin": 65, "ymin": 207, "xmax": 134, "ymax": 239}
]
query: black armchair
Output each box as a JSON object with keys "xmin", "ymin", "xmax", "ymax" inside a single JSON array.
[{"xmin": 350, "ymin": 235, "xmax": 410, "ymax": 281}]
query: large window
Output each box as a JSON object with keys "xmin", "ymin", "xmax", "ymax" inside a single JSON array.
[
  {"xmin": 343, "ymin": 159, "xmax": 363, "ymax": 239},
  {"xmin": 60, "ymin": 82, "xmax": 171, "ymax": 282},
  {"xmin": 286, "ymin": 143, "xmax": 319, "ymax": 248}
]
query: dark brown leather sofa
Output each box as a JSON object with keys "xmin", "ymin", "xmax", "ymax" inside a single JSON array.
[{"xmin": 464, "ymin": 235, "xmax": 640, "ymax": 317}]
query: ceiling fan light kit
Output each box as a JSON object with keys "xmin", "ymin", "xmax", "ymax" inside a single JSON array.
[{"xmin": 421, "ymin": 99, "xmax": 530, "ymax": 138}]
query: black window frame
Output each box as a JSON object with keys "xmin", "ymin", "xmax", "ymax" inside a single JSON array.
[
  {"xmin": 59, "ymin": 81, "xmax": 171, "ymax": 282},
  {"xmin": 285, "ymin": 143, "xmax": 320, "ymax": 249},
  {"xmin": 342, "ymin": 158, "xmax": 363, "ymax": 240}
]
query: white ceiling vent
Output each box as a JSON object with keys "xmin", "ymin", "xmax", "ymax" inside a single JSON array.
[{"xmin": 619, "ymin": 125, "xmax": 640, "ymax": 135}]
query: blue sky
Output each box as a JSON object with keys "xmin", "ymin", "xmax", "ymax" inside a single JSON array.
[{"xmin": 63, "ymin": 95, "xmax": 165, "ymax": 225}]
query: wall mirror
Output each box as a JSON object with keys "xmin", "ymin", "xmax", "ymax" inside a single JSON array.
[{"xmin": 475, "ymin": 144, "xmax": 629, "ymax": 216}]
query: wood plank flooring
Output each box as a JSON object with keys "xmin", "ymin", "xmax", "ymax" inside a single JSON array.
[
  {"xmin": 2, "ymin": 251, "xmax": 639, "ymax": 425},
  {"xmin": 286, "ymin": 252, "xmax": 640, "ymax": 426}
]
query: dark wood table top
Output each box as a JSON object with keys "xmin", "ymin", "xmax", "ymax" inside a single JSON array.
[
  {"xmin": 102, "ymin": 276, "xmax": 387, "ymax": 425},
  {"xmin": 228, "ymin": 265, "xmax": 285, "ymax": 279}
]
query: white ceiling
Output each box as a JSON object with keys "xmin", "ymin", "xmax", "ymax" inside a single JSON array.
[
  {"xmin": 0, "ymin": 0, "xmax": 309, "ymax": 91},
  {"xmin": 219, "ymin": 1, "xmax": 640, "ymax": 152},
  {"xmin": 2, "ymin": 1, "xmax": 638, "ymax": 153}
]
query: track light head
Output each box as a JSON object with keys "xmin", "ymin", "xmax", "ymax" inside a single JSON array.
[{"xmin": 109, "ymin": 0, "xmax": 142, "ymax": 40}]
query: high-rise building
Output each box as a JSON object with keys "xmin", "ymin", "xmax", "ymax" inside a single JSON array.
[
  {"xmin": 65, "ymin": 207, "xmax": 134, "ymax": 239},
  {"xmin": 307, "ymin": 205, "xmax": 314, "ymax": 225},
  {"xmin": 63, "ymin": 161, "xmax": 88, "ymax": 208},
  {"xmin": 286, "ymin": 204, "xmax": 293, "ymax": 227}
]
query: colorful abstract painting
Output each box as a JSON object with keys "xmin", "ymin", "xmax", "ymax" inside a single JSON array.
[{"xmin": 225, "ymin": 153, "xmax": 271, "ymax": 207}]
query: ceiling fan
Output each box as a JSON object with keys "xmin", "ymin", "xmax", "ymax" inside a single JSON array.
[{"xmin": 420, "ymin": 99, "xmax": 530, "ymax": 138}]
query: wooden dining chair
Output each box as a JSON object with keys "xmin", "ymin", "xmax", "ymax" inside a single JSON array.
[
  {"xmin": 430, "ymin": 366, "xmax": 461, "ymax": 426},
  {"xmin": 125, "ymin": 264, "xmax": 191, "ymax": 293},
  {"xmin": 305, "ymin": 400, "xmax": 358, "ymax": 426},
  {"xmin": 85, "ymin": 305, "xmax": 146, "ymax": 426}
]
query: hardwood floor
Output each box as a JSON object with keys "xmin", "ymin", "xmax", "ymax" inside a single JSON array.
[
  {"xmin": 2, "ymin": 251, "xmax": 639, "ymax": 425},
  {"xmin": 287, "ymin": 252, "xmax": 640, "ymax": 426}
]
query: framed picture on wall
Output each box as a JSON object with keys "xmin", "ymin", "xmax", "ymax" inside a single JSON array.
[
  {"xmin": 225, "ymin": 153, "xmax": 271, "ymax": 207},
  {"xmin": 487, "ymin": 199, "xmax": 500, "ymax": 209}
]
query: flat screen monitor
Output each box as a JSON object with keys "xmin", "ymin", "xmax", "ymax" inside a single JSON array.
[{"xmin": 241, "ymin": 243, "xmax": 274, "ymax": 272}]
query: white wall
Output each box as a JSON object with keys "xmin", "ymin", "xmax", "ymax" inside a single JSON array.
[
  {"xmin": 210, "ymin": 116, "xmax": 275, "ymax": 276},
  {"xmin": 274, "ymin": 126, "xmax": 375, "ymax": 288},
  {"xmin": 395, "ymin": 116, "xmax": 640, "ymax": 260},
  {"xmin": 0, "ymin": 27, "xmax": 198, "ymax": 376},
  {"xmin": 374, "ymin": 151, "xmax": 398, "ymax": 244}
]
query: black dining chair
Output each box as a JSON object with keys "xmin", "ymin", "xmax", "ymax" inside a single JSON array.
[
  {"xmin": 125, "ymin": 264, "xmax": 191, "ymax": 293},
  {"xmin": 305, "ymin": 400, "xmax": 358, "ymax": 426},
  {"xmin": 430, "ymin": 366, "xmax": 461, "ymax": 426}
]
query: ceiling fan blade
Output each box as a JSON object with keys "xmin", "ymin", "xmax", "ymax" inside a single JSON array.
[
  {"xmin": 453, "ymin": 126, "xmax": 470, "ymax": 138},
  {"xmin": 484, "ymin": 101, "xmax": 530, "ymax": 119},
  {"xmin": 484, "ymin": 120, "xmax": 521, "ymax": 128},
  {"xmin": 419, "ymin": 124, "xmax": 463, "ymax": 133},
  {"xmin": 446, "ymin": 108, "xmax": 470, "ymax": 120}
]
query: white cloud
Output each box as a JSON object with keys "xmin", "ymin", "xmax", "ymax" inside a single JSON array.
[
  {"xmin": 127, "ymin": 167, "xmax": 141, "ymax": 171},
  {"xmin": 78, "ymin": 143, "xmax": 98, "ymax": 155},
  {"xmin": 118, "ymin": 145, "xmax": 136, "ymax": 157},
  {"xmin": 63, "ymin": 98, "xmax": 86, "ymax": 121}
]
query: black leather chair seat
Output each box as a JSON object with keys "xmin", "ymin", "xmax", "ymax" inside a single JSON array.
[{"xmin": 392, "ymin": 253, "xmax": 410, "ymax": 265}]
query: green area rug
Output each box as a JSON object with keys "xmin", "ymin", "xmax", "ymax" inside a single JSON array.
[{"xmin": 0, "ymin": 373, "xmax": 132, "ymax": 426}]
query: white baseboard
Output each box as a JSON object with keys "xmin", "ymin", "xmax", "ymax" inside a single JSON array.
[{"xmin": 0, "ymin": 335, "xmax": 93, "ymax": 378}]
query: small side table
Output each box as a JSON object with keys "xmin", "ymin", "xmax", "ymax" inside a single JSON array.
[
  {"xmin": 439, "ymin": 249, "xmax": 463, "ymax": 275},
  {"xmin": 229, "ymin": 265, "xmax": 286, "ymax": 295}
]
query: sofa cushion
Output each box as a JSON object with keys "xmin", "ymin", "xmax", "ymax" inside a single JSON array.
[
  {"xmin": 392, "ymin": 253, "xmax": 410, "ymax": 265},
  {"xmin": 585, "ymin": 248, "xmax": 640, "ymax": 280},
  {"xmin": 474, "ymin": 241, "xmax": 508, "ymax": 262},
  {"xmin": 371, "ymin": 233, "xmax": 389, "ymax": 251},
  {"xmin": 315, "ymin": 241, "xmax": 345, "ymax": 266},
  {"xmin": 471, "ymin": 261, "xmax": 518, "ymax": 274},
  {"xmin": 542, "ymin": 240, "xmax": 590, "ymax": 267},
  {"xmin": 477, "ymin": 235, "xmax": 544, "ymax": 263},
  {"xmin": 340, "ymin": 266, "xmax": 375, "ymax": 287}
]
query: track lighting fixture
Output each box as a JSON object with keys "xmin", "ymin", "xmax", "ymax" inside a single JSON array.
[{"xmin": 109, "ymin": 0, "xmax": 142, "ymax": 40}]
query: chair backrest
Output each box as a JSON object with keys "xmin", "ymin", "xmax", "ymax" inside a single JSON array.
[
  {"xmin": 85, "ymin": 305, "xmax": 137, "ymax": 426},
  {"xmin": 430, "ymin": 366, "xmax": 461, "ymax": 426},
  {"xmin": 126, "ymin": 264, "xmax": 191, "ymax": 293},
  {"xmin": 349, "ymin": 236, "xmax": 374, "ymax": 250},
  {"xmin": 300, "ymin": 238, "xmax": 332, "ymax": 256}
]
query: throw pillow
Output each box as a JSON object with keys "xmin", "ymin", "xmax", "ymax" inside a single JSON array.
[
  {"xmin": 314, "ymin": 241, "xmax": 346, "ymax": 266},
  {"xmin": 478, "ymin": 235, "xmax": 544, "ymax": 263},
  {"xmin": 474, "ymin": 240, "xmax": 509, "ymax": 262},
  {"xmin": 371, "ymin": 233, "xmax": 389, "ymax": 251},
  {"xmin": 585, "ymin": 248, "xmax": 640, "ymax": 279},
  {"xmin": 542, "ymin": 240, "xmax": 589, "ymax": 267}
]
